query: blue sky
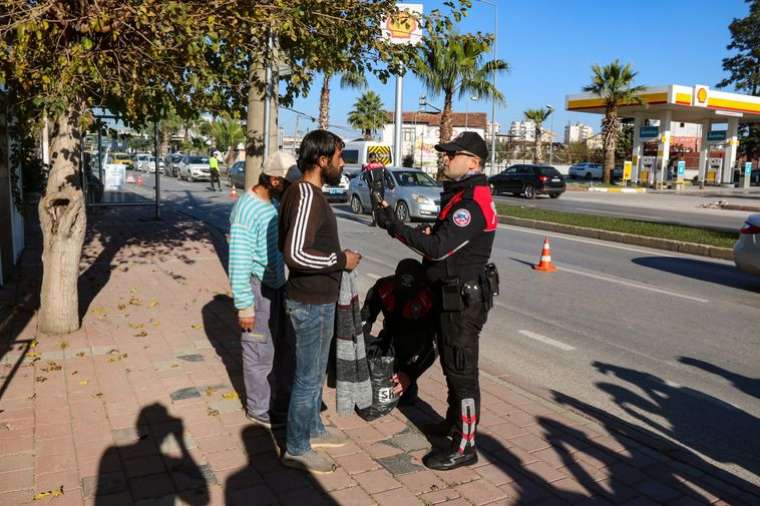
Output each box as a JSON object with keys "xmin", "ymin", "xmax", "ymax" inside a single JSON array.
[{"xmin": 280, "ymin": 0, "xmax": 751, "ymax": 140}]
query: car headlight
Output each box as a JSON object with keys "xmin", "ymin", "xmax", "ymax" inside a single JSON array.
[{"xmin": 412, "ymin": 193, "xmax": 432, "ymax": 204}]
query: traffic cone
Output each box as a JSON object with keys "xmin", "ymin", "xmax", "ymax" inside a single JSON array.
[
  {"xmin": 136, "ymin": 175, "xmax": 144, "ymax": 186},
  {"xmin": 533, "ymin": 237, "xmax": 557, "ymax": 272},
  {"xmin": 229, "ymin": 184, "xmax": 238, "ymax": 200}
]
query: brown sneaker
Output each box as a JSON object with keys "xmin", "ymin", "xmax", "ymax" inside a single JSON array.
[{"xmin": 282, "ymin": 450, "xmax": 335, "ymax": 474}]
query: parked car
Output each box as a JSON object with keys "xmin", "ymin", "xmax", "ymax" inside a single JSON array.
[
  {"xmin": 228, "ymin": 160, "xmax": 245, "ymax": 189},
  {"xmin": 349, "ymin": 167, "xmax": 440, "ymax": 222},
  {"xmin": 165, "ymin": 153, "xmax": 183, "ymax": 177},
  {"xmin": 734, "ymin": 214, "xmax": 760, "ymax": 275},
  {"xmin": 134, "ymin": 153, "xmax": 152, "ymax": 172},
  {"xmin": 568, "ymin": 162, "xmax": 603, "ymax": 180},
  {"xmin": 323, "ymin": 173, "xmax": 351, "ymax": 203},
  {"xmin": 109, "ymin": 152, "xmax": 133, "ymax": 170},
  {"xmin": 178, "ymin": 155, "xmax": 211, "ymax": 181},
  {"xmin": 488, "ymin": 164, "xmax": 565, "ymax": 199}
]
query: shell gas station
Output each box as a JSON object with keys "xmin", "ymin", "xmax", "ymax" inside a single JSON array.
[{"xmin": 565, "ymin": 84, "xmax": 760, "ymax": 188}]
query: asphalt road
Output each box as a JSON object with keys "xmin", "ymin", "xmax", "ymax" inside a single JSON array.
[
  {"xmin": 123, "ymin": 172, "xmax": 760, "ymax": 487},
  {"xmin": 494, "ymin": 191, "xmax": 752, "ymax": 233}
]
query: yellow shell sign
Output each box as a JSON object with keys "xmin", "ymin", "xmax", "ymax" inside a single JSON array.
[
  {"xmin": 383, "ymin": 3, "xmax": 423, "ymax": 45},
  {"xmin": 693, "ymin": 85, "xmax": 709, "ymax": 107}
]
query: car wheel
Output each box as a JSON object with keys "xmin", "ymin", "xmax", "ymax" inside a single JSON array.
[
  {"xmin": 350, "ymin": 194, "xmax": 364, "ymax": 214},
  {"xmin": 584, "ymin": 172, "xmax": 593, "ymax": 180},
  {"xmin": 395, "ymin": 201, "xmax": 410, "ymax": 223},
  {"xmin": 549, "ymin": 193, "xmax": 561, "ymax": 199},
  {"xmin": 523, "ymin": 184, "xmax": 536, "ymax": 199}
]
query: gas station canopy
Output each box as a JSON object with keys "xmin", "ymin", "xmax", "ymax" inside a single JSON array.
[{"xmin": 566, "ymin": 84, "xmax": 760, "ymax": 124}]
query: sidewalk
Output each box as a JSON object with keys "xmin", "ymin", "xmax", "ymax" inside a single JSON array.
[{"xmin": 1, "ymin": 207, "xmax": 757, "ymax": 505}]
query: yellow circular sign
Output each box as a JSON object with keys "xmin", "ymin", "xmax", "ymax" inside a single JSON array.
[{"xmin": 697, "ymin": 88, "xmax": 708, "ymax": 104}]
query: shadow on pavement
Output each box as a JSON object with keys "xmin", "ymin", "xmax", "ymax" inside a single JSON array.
[
  {"xmin": 679, "ymin": 356, "xmax": 760, "ymax": 400},
  {"xmin": 631, "ymin": 256, "xmax": 760, "ymax": 292},
  {"xmin": 91, "ymin": 403, "xmax": 210, "ymax": 504},
  {"xmin": 201, "ymin": 294, "xmax": 247, "ymax": 402},
  {"xmin": 591, "ymin": 361, "xmax": 760, "ymax": 493}
]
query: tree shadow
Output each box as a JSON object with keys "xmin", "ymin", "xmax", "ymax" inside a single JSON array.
[
  {"xmin": 90, "ymin": 403, "xmax": 211, "ymax": 504},
  {"xmin": 679, "ymin": 356, "xmax": 760, "ymax": 400},
  {"xmin": 591, "ymin": 361, "xmax": 760, "ymax": 491},
  {"xmin": 631, "ymin": 256, "xmax": 760, "ymax": 293},
  {"xmin": 400, "ymin": 389, "xmax": 760, "ymax": 504}
]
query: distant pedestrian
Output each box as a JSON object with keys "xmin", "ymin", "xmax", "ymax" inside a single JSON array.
[
  {"xmin": 209, "ymin": 152, "xmax": 222, "ymax": 191},
  {"xmin": 278, "ymin": 129, "xmax": 362, "ymax": 474},
  {"xmin": 362, "ymin": 152, "xmax": 386, "ymax": 226},
  {"xmin": 229, "ymin": 151, "xmax": 295, "ymax": 429}
]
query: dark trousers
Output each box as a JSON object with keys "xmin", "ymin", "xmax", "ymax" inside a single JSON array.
[
  {"xmin": 210, "ymin": 169, "xmax": 221, "ymax": 190},
  {"xmin": 437, "ymin": 297, "xmax": 488, "ymax": 442}
]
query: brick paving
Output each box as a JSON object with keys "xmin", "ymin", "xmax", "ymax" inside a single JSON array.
[{"xmin": 0, "ymin": 207, "xmax": 758, "ymax": 505}]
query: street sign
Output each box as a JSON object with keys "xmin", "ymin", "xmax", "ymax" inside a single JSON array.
[
  {"xmin": 639, "ymin": 126, "xmax": 659, "ymax": 139},
  {"xmin": 707, "ymin": 130, "xmax": 727, "ymax": 142},
  {"xmin": 383, "ymin": 3, "xmax": 423, "ymax": 45}
]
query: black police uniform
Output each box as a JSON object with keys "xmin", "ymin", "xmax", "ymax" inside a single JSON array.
[
  {"xmin": 380, "ymin": 171, "xmax": 497, "ymax": 470},
  {"xmin": 360, "ymin": 260, "xmax": 438, "ymax": 404}
]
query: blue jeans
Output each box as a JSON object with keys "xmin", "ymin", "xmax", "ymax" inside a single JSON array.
[{"xmin": 285, "ymin": 299, "xmax": 335, "ymax": 455}]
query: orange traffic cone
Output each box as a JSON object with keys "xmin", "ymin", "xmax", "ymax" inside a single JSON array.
[
  {"xmin": 229, "ymin": 184, "xmax": 238, "ymax": 200},
  {"xmin": 533, "ymin": 237, "xmax": 557, "ymax": 272},
  {"xmin": 136, "ymin": 175, "xmax": 144, "ymax": 186}
]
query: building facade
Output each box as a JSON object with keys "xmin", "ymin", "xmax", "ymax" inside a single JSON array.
[
  {"xmin": 0, "ymin": 95, "xmax": 26, "ymax": 288},
  {"xmin": 564, "ymin": 122, "xmax": 594, "ymax": 144}
]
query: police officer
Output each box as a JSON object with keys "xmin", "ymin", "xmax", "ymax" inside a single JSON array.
[{"xmin": 376, "ymin": 132, "xmax": 498, "ymax": 471}]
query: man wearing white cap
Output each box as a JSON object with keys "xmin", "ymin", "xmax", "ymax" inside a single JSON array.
[{"xmin": 229, "ymin": 150, "xmax": 297, "ymax": 428}]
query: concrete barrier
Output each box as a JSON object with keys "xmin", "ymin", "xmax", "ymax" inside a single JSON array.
[{"xmin": 500, "ymin": 215, "xmax": 734, "ymax": 261}]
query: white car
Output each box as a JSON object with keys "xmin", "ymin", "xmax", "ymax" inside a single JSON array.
[
  {"xmin": 734, "ymin": 214, "xmax": 760, "ymax": 275},
  {"xmin": 568, "ymin": 162, "xmax": 603, "ymax": 180},
  {"xmin": 322, "ymin": 173, "xmax": 350, "ymax": 203},
  {"xmin": 178, "ymin": 155, "xmax": 211, "ymax": 182}
]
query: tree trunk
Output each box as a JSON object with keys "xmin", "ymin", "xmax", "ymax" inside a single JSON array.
[
  {"xmin": 602, "ymin": 107, "xmax": 618, "ymax": 184},
  {"xmin": 363, "ymin": 129, "xmax": 372, "ymax": 140},
  {"xmin": 37, "ymin": 108, "xmax": 87, "ymax": 334},
  {"xmin": 436, "ymin": 91, "xmax": 454, "ymax": 179},
  {"xmin": 245, "ymin": 64, "xmax": 266, "ymax": 190},
  {"xmin": 319, "ymin": 73, "xmax": 331, "ymax": 130},
  {"xmin": 534, "ymin": 124, "xmax": 543, "ymax": 163}
]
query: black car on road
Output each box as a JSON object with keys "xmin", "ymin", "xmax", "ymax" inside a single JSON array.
[{"xmin": 488, "ymin": 164, "xmax": 566, "ymax": 199}]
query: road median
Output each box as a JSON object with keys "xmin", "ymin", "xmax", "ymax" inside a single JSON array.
[{"xmin": 496, "ymin": 204, "xmax": 736, "ymax": 260}]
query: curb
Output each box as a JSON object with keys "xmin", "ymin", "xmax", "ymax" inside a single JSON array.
[
  {"xmin": 499, "ymin": 215, "xmax": 734, "ymax": 260},
  {"xmin": 720, "ymin": 204, "xmax": 760, "ymax": 213},
  {"xmin": 587, "ymin": 187, "xmax": 647, "ymax": 193}
]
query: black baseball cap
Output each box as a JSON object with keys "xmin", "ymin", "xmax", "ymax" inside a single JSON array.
[{"xmin": 435, "ymin": 131, "xmax": 488, "ymax": 160}]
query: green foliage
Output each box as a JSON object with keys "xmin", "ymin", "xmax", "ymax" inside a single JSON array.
[
  {"xmin": 206, "ymin": 113, "xmax": 245, "ymax": 152},
  {"xmin": 717, "ymin": 1, "xmax": 760, "ymax": 160},
  {"xmin": 347, "ymin": 91, "xmax": 386, "ymax": 140}
]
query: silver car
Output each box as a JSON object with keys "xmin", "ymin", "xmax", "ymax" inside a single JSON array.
[
  {"xmin": 734, "ymin": 214, "xmax": 760, "ymax": 275},
  {"xmin": 178, "ymin": 155, "xmax": 211, "ymax": 182},
  {"xmin": 349, "ymin": 168, "xmax": 441, "ymax": 222}
]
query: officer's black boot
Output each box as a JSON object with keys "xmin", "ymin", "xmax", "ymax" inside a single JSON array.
[{"xmin": 422, "ymin": 398, "xmax": 478, "ymax": 471}]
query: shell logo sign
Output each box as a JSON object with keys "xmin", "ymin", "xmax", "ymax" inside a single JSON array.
[
  {"xmin": 693, "ymin": 85, "xmax": 709, "ymax": 108},
  {"xmin": 383, "ymin": 3, "xmax": 423, "ymax": 45}
]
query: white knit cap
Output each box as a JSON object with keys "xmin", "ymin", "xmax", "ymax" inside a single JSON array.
[{"xmin": 263, "ymin": 151, "xmax": 297, "ymax": 178}]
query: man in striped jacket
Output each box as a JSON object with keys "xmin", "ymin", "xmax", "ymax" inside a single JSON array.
[
  {"xmin": 229, "ymin": 151, "xmax": 297, "ymax": 429},
  {"xmin": 278, "ymin": 130, "xmax": 362, "ymax": 474}
]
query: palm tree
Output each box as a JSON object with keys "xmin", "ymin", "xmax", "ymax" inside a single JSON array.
[
  {"xmin": 583, "ymin": 60, "xmax": 646, "ymax": 183},
  {"xmin": 523, "ymin": 108, "xmax": 553, "ymax": 163},
  {"xmin": 411, "ymin": 29, "xmax": 508, "ymax": 172},
  {"xmin": 318, "ymin": 70, "xmax": 367, "ymax": 129},
  {"xmin": 347, "ymin": 91, "xmax": 385, "ymax": 140},
  {"xmin": 209, "ymin": 113, "xmax": 245, "ymax": 152}
]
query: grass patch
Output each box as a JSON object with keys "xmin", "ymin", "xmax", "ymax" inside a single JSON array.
[{"xmin": 496, "ymin": 203, "xmax": 738, "ymax": 249}]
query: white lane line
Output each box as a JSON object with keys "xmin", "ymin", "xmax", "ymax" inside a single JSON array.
[
  {"xmin": 518, "ymin": 330, "xmax": 576, "ymax": 351},
  {"xmin": 366, "ymin": 273, "xmax": 381, "ymax": 280},
  {"xmin": 557, "ymin": 264, "xmax": 709, "ymax": 303}
]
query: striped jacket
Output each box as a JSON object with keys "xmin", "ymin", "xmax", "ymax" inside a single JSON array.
[{"xmin": 279, "ymin": 181, "xmax": 347, "ymax": 304}]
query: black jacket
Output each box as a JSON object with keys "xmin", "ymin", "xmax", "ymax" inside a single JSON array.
[{"xmin": 386, "ymin": 174, "xmax": 496, "ymax": 286}]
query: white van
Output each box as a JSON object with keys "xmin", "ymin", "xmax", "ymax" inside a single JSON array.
[{"xmin": 341, "ymin": 141, "xmax": 393, "ymax": 177}]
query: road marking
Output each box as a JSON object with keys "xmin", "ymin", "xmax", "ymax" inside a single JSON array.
[
  {"xmin": 366, "ymin": 273, "xmax": 381, "ymax": 280},
  {"xmin": 557, "ymin": 264, "xmax": 709, "ymax": 303},
  {"xmin": 518, "ymin": 330, "xmax": 576, "ymax": 351}
]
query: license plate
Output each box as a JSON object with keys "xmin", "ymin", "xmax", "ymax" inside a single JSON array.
[
  {"xmin": 551, "ymin": 178, "xmax": 560, "ymax": 182},
  {"xmin": 328, "ymin": 188, "xmax": 342, "ymax": 194}
]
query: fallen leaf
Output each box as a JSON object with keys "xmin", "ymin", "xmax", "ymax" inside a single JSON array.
[
  {"xmin": 35, "ymin": 376, "xmax": 47, "ymax": 383},
  {"xmin": 222, "ymin": 391, "xmax": 239, "ymax": 400},
  {"xmin": 27, "ymin": 352, "xmax": 40, "ymax": 359},
  {"xmin": 58, "ymin": 341, "xmax": 69, "ymax": 350},
  {"xmin": 207, "ymin": 408, "xmax": 220, "ymax": 417},
  {"xmin": 75, "ymin": 352, "xmax": 85, "ymax": 358},
  {"xmin": 134, "ymin": 331, "xmax": 148, "ymax": 338},
  {"xmin": 117, "ymin": 304, "xmax": 127, "ymax": 310},
  {"xmin": 128, "ymin": 297, "xmax": 142, "ymax": 306},
  {"xmin": 128, "ymin": 323, "xmax": 144, "ymax": 329},
  {"xmin": 191, "ymin": 324, "xmax": 201, "ymax": 329},
  {"xmin": 33, "ymin": 485, "xmax": 65, "ymax": 500},
  {"xmin": 71, "ymin": 371, "xmax": 78, "ymax": 375},
  {"xmin": 148, "ymin": 300, "xmax": 159, "ymax": 308},
  {"xmin": 30, "ymin": 339, "xmax": 38, "ymax": 349},
  {"xmin": 28, "ymin": 393, "xmax": 36, "ymax": 400}
]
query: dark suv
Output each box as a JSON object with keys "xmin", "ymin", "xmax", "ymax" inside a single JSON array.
[{"xmin": 488, "ymin": 164, "xmax": 566, "ymax": 199}]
